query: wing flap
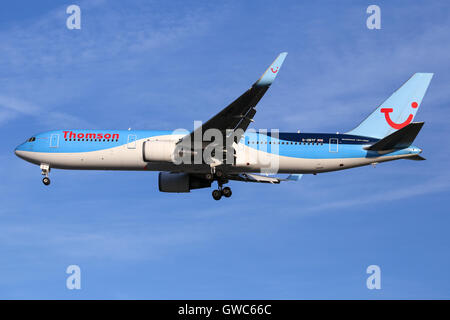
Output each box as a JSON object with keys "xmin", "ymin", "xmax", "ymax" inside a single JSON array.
[
  {"xmin": 405, "ymin": 155, "xmax": 426, "ymax": 161},
  {"xmin": 226, "ymin": 173, "xmax": 302, "ymax": 184}
]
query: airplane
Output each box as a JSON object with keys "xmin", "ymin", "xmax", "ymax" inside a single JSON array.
[{"xmin": 14, "ymin": 53, "xmax": 433, "ymax": 200}]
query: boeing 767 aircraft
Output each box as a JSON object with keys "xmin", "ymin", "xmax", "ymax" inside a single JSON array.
[{"xmin": 14, "ymin": 53, "xmax": 432, "ymax": 200}]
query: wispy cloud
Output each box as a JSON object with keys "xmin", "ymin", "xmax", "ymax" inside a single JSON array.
[
  {"xmin": 0, "ymin": 94, "xmax": 89, "ymax": 128},
  {"xmin": 301, "ymin": 172, "xmax": 450, "ymax": 214},
  {"xmin": 0, "ymin": 94, "xmax": 42, "ymax": 124},
  {"xmin": 0, "ymin": 219, "xmax": 209, "ymax": 263},
  {"xmin": 251, "ymin": 3, "xmax": 450, "ymax": 133},
  {"xmin": 0, "ymin": 0, "xmax": 219, "ymax": 129},
  {"xmin": 0, "ymin": 95, "xmax": 38, "ymax": 115},
  {"xmin": 0, "ymin": 1, "xmax": 214, "ymax": 72}
]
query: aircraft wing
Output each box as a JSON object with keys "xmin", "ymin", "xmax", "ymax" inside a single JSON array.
[
  {"xmin": 178, "ymin": 52, "xmax": 288, "ymax": 147},
  {"xmin": 226, "ymin": 173, "xmax": 302, "ymax": 184}
]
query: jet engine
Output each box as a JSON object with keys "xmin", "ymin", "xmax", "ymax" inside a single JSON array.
[
  {"xmin": 143, "ymin": 140, "xmax": 177, "ymax": 162},
  {"xmin": 158, "ymin": 172, "xmax": 212, "ymax": 193}
]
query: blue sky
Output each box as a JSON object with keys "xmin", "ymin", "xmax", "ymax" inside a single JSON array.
[{"xmin": 1, "ymin": 0, "xmax": 450, "ymax": 299}]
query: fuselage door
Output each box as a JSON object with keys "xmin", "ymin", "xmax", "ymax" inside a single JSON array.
[
  {"xmin": 329, "ymin": 138, "xmax": 338, "ymax": 152},
  {"xmin": 50, "ymin": 134, "xmax": 59, "ymax": 148},
  {"xmin": 127, "ymin": 134, "xmax": 137, "ymax": 149}
]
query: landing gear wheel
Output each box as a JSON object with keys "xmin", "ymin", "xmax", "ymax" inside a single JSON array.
[
  {"xmin": 215, "ymin": 169, "xmax": 223, "ymax": 178},
  {"xmin": 42, "ymin": 177, "xmax": 50, "ymax": 186},
  {"xmin": 205, "ymin": 173, "xmax": 214, "ymax": 181},
  {"xmin": 222, "ymin": 186, "xmax": 232, "ymax": 198},
  {"xmin": 212, "ymin": 189, "xmax": 222, "ymax": 200}
]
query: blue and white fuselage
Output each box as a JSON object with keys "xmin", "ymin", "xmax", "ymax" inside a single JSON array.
[{"xmin": 15, "ymin": 129, "xmax": 421, "ymax": 173}]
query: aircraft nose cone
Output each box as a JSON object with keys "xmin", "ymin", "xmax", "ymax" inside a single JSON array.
[{"xmin": 14, "ymin": 143, "xmax": 25, "ymax": 158}]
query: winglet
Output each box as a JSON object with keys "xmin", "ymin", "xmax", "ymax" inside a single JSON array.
[{"xmin": 255, "ymin": 52, "xmax": 288, "ymax": 87}]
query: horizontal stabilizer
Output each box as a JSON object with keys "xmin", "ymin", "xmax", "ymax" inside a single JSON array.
[{"xmin": 365, "ymin": 122, "xmax": 424, "ymax": 151}]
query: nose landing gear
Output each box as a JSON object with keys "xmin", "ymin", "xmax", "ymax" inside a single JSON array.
[
  {"xmin": 42, "ymin": 177, "xmax": 51, "ymax": 185},
  {"xmin": 40, "ymin": 163, "xmax": 51, "ymax": 186}
]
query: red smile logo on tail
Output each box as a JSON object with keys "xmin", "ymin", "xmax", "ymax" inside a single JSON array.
[
  {"xmin": 380, "ymin": 102, "xmax": 418, "ymax": 129},
  {"xmin": 270, "ymin": 67, "xmax": 279, "ymax": 73}
]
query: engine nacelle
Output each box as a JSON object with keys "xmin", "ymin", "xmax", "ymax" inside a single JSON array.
[
  {"xmin": 143, "ymin": 140, "xmax": 177, "ymax": 162},
  {"xmin": 158, "ymin": 172, "xmax": 212, "ymax": 193}
]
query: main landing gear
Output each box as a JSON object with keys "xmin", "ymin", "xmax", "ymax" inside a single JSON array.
[
  {"xmin": 206, "ymin": 168, "xmax": 231, "ymax": 200},
  {"xmin": 211, "ymin": 177, "xmax": 232, "ymax": 201},
  {"xmin": 40, "ymin": 163, "xmax": 51, "ymax": 186},
  {"xmin": 205, "ymin": 168, "xmax": 223, "ymax": 182},
  {"xmin": 212, "ymin": 186, "xmax": 232, "ymax": 201}
]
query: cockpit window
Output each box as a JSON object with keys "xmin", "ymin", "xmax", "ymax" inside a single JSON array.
[{"xmin": 28, "ymin": 137, "xmax": 36, "ymax": 142}]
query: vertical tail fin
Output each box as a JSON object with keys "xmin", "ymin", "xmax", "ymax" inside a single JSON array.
[{"xmin": 347, "ymin": 73, "xmax": 433, "ymax": 139}]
